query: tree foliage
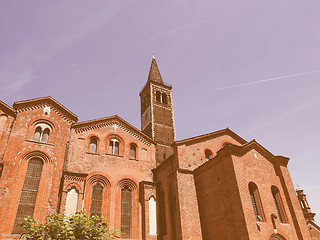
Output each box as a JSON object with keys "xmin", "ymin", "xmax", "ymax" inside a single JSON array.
[{"xmin": 19, "ymin": 211, "xmax": 118, "ymax": 240}]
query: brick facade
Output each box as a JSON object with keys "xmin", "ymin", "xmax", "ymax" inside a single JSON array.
[{"xmin": 0, "ymin": 57, "xmax": 317, "ymax": 239}]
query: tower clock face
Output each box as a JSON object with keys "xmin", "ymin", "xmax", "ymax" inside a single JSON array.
[{"xmin": 141, "ymin": 107, "xmax": 151, "ymax": 130}]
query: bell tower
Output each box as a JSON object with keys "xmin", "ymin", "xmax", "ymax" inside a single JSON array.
[{"xmin": 140, "ymin": 54, "xmax": 175, "ymax": 164}]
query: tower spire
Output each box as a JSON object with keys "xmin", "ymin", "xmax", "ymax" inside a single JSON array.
[{"xmin": 147, "ymin": 53, "xmax": 164, "ymax": 84}]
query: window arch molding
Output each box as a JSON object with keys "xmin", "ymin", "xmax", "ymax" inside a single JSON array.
[
  {"xmin": 84, "ymin": 174, "xmax": 111, "ymax": 218},
  {"xmin": 21, "ymin": 150, "xmax": 51, "ymax": 164},
  {"xmin": 105, "ymin": 134, "xmax": 124, "ymax": 156},
  {"xmin": 31, "ymin": 118, "xmax": 55, "ymax": 130},
  {"xmin": 117, "ymin": 178, "xmax": 138, "ymax": 239}
]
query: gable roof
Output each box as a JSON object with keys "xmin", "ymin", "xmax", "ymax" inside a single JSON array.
[
  {"xmin": 0, "ymin": 100, "xmax": 16, "ymax": 117},
  {"xmin": 174, "ymin": 128, "xmax": 247, "ymax": 146},
  {"xmin": 217, "ymin": 139, "xmax": 289, "ymax": 166},
  {"xmin": 194, "ymin": 139, "xmax": 289, "ymax": 175},
  {"xmin": 13, "ymin": 96, "xmax": 78, "ymax": 123},
  {"xmin": 73, "ymin": 115, "xmax": 155, "ymax": 145}
]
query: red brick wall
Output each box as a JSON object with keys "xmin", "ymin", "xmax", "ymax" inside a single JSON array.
[
  {"xmin": 65, "ymin": 120, "xmax": 156, "ymax": 239},
  {"xmin": 176, "ymin": 134, "xmax": 242, "ymax": 171},
  {"xmin": 232, "ymin": 148, "xmax": 311, "ymax": 240},
  {"xmin": 0, "ymin": 104, "xmax": 73, "ymax": 237},
  {"xmin": 194, "ymin": 155, "xmax": 249, "ymax": 240}
]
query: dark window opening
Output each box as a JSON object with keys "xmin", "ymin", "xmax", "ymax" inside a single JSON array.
[
  {"xmin": 249, "ymin": 182, "xmax": 265, "ymax": 222},
  {"xmin": 90, "ymin": 183, "xmax": 103, "ymax": 217},
  {"xmin": 121, "ymin": 186, "xmax": 132, "ymax": 238},
  {"xmin": 272, "ymin": 186, "xmax": 287, "ymax": 223},
  {"xmin": 12, "ymin": 158, "xmax": 44, "ymax": 234},
  {"xmin": 205, "ymin": 149, "xmax": 213, "ymax": 161},
  {"xmin": 162, "ymin": 93, "xmax": 167, "ymax": 104},
  {"xmin": 156, "ymin": 91, "xmax": 161, "ymax": 103}
]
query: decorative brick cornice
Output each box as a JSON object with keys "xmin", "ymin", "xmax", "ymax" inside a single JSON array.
[
  {"xmin": 13, "ymin": 96, "xmax": 78, "ymax": 124},
  {"xmin": 63, "ymin": 171, "xmax": 87, "ymax": 182},
  {"xmin": 73, "ymin": 115, "xmax": 155, "ymax": 146}
]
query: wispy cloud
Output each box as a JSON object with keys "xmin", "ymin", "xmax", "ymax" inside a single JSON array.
[
  {"xmin": 215, "ymin": 70, "xmax": 320, "ymax": 91},
  {"xmin": 134, "ymin": 20, "xmax": 207, "ymax": 45}
]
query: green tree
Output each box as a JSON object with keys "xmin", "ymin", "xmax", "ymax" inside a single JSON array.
[{"xmin": 19, "ymin": 210, "xmax": 118, "ymax": 240}]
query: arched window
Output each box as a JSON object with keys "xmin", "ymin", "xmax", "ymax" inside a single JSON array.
[
  {"xmin": 162, "ymin": 93, "xmax": 167, "ymax": 104},
  {"xmin": 41, "ymin": 128, "xmax": 50, "ymax": 143},
  {"xmin": 121, "ymin": 186, "xmax": 132, "ymax": 238},
  {"xmin": 12, "ymin": 158, "xmax": 44, "ymax": 234},
  {"xmin": 149, "ymin": 197, "xmax": 157, "ymax": 235},
  {"xmin": 33, "ymin": 125, "xmax": 50, "ymax": 143},
  {"xmin": 156, "ymin": 91, "xmax": 161, "ymax": 103},
  {"xmin": 65, "ymin": 188, "xmax": 78, "ymax": 216},
  {"xmin": 109, "ymin": 139, "xmax": 119, "ymax": 155},
  {"xmin": 89, "ymin": 137, "xmax": 98, "ymax": 153},
  {"xmin": 271, "ymin": 186, "xmax": 287, "ymax": 223},
  {"xmin": 130, "ymin": 144, "xmax": 137, "ymax": 159},
  {"xmin": 91, "ymin": 183, "xmax": 103, "ymax": 217},
  {"xmin": 205, "ymin": 149, "xmax": 213, "ymax": 161},
  {"xmin": 249, "ymin": 182, "xmax": 265, "ymax": 222},
  {"xmin": 33, "ymin": 126, "xmax": 42, "ymax": 142},
  {"xmin": 222, "ymin": 142, "xmax": 232, "ymax": 147}
]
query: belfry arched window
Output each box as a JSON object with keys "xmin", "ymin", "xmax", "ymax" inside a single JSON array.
[
  {"xmin": 33, "ymin": 125, "xmax": 50, "ymax": 143},
  {"xmin": 121, "ymin": 186, "xmax": 132, "ymax": 238},
  {"xmin": 12, "ymin": 158, "xmax": 44, "ymax": 234},
  {"xmin": 90, "ymin": 183, "xmax": 103, "ymax": 217},
  {"xmin": 162, "ymin": 93, "xmax": 168, "ymax": 104},
  {"xmin": 156, "ymin": 91, "xmax": 161, "ymax": 103},
  {"xmin": 249, "ymin": 182, "xmax": 265, "ymax": 222},
  {"xmin": 271, "ymin": 186, "xmax": 287, "ymax": 223}
]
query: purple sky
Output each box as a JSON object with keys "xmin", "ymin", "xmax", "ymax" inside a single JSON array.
[{"xmin": 1, "ymin": 1, "xmax": 320, "ymax": 223}]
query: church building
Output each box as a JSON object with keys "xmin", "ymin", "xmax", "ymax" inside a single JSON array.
[{"xmin": 0, "ymin": 56, "xmax": 318, "ymax": 239}]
